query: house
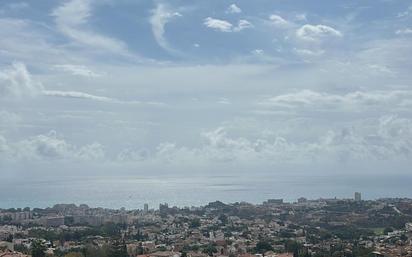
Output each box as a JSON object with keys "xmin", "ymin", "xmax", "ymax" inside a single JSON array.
[{"xmin": 0, "ymin": 249, "xmax": 30, "ymax": 257}]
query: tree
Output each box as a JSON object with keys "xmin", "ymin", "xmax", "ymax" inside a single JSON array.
[
  {"xmin": 255, "ymin": 240, "xmax": 273, "ymax": 254},
  {"xmin": 190, "ymin": 218, "xmax": 201, "ymax": 228},
  {"xmin": 218, "ymin": 214, "xmax": 228, "ymax": 224},
  {"xmin": 31, "ymin": 240, "xmax": 47, "ymax": 257},
  {"xmin": 384, "ymin": 227, "xmax": 393, "ymax": 235},
  {"xmin": 5, "ymin": 234, "xmax": 13, "ymax": 243},
  {"xmin": 109, "ymin": 240, "xmax": 128, "ymax": 257},
  {"xmin": 84, "ymin": 244, "xmax": 109, "ymax": 257},
  {"xmin": 202, "ymin": 244, "xmax": 218, "ymax": 256},
  {"xmin": 285, "ymin": 240, "xmax": 300, "ymax": 253},
  {"xmin": 400, "ymin": 234, "xmax": 408, "ymax": 241}
]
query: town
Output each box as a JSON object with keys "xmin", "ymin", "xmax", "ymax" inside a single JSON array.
[{"xmin": 1, "ymin": 194, "xmax": 412, "ymax": 257}]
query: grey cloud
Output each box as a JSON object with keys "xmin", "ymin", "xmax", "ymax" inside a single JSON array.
[
  {"xmin": 2, "ymin": 115, "xmax": 412, "ymax": 167},
  {"xmin": 113, "ymin": 116, "xmax": 412, "ymax": 165},
  {"xmin": 2, "ymin": 131, "xmax": 105, "ymax": 161}
]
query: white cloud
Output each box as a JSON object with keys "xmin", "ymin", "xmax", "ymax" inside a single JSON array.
[
  {"xmin": 204, "ymin": 18, "xmax": 252, "ymax": 32},
  {"xmin": 252, "ymin": 49, "xmax": 264, "ymax": 55},
  {"xmin": 218, "ymin": 97, "xmax": 231, "ymax": 105},
  {"xmin": 294, "ymin": 48, "xmax": 325, "ymax": 56},
  {"xmin": 397, "ymin": 5, "xmax": 412, "ymax": 18},
  {"xmin": 0, "ymin": 135, "xmax": 9, "ymax": 154},
  {"xmin": 4, "ymin": 2, "xmax": 29, "ymax": 11},
  {"xmin": 269, "ymin": 14, "xmax": 290, "ymax": 28},
  {"xmin": 0, "ymin": 110, "xmax": 21, "ymax": 127},
  {"xmin": 0, "ymin": 62, "xmax": 43, "ymax": 98},
  {"xmin": 296, "ymin": 24, "xmax": 343, "ymax": 41},
  {"xmin": 43, "ymin": 90, "xmax": 114, "ymax": 102},
  {"xmin": 0, "ymin": 62, "xmax": 134, "ymax": 104},
  {"xmin": 395, "ymin": 28, "xmax": 412, "ymax": 35},
  {"xmin": 295, "ymin": 13, "xmax": 307, "ymax": 21},
  {"xmin": 226, "ymin": 4, "xmax": 242, "ymax": 14},
  {"xmin": 259, "ymin": 89, "xmax": 412, "ymax": 112},
  {"xmin": 51, "ymin": 0, "xmax": 129, "ymax": 55},
  {"xmin": 149, "ymin": 4, "xmax": 182, "ymax": 54},
  {"xmin": 234, "ymin": 19, "xmax": 253, "ymax": 32},
  {"xmin": 204, "ymin": 17, "xmax": 233, "ymax": 32},
  {"xmin": 54, "ymin": 64, "xmax": 102, "ymax": 77}
]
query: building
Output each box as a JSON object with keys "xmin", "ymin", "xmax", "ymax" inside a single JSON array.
[
  {"xmin": 40, "ymin": 216, "xmax": 65, "ymax": 227},
  {"xmin": 159, "ymin": 203, "xmax": 169, "ymax": 215},
  {"xmin": 266, "ymin": 199, "xmax": 283, "ymax": 204},
  {"xmin": 144, "ymin": 204, "xmax": 149, "ymax": 213},
  {"xmin": 297, "ymin": 197, "xmax": 308, "ymax": 203},
  {"xmin": 354, "ymin": 192, "xmax": 362, "ymax": 202},
  {"xmin": 73, "ymin": 215, "xmax": 103, "ymax": 226}
]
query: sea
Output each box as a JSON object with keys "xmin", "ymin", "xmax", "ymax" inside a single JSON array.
[{"xmin": 1, "ymin": 171, "xmax": 411, "ymax": 209}]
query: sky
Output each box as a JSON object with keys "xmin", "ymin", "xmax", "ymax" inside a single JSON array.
[{"xmin": 1, "ymin": 0, "xmax": 412, "ymax": 178}]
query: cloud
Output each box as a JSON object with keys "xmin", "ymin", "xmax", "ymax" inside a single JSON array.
[
  {"xmin": 259, "ymin": 89, "xmax": 412, "ymax": 112},
  {"xmin": 0, "ymin": 62, "xmax": 43, "ymax": 98},
  {"xmin": 233, "ymin": 19, "xmax": 253, "ymax": 32},
  {"xmin": 294, "ymin": 48, "xmax": 325, "ymax": 56},
  {"xmin": 203, "ymin": 18, "xmax": 253, "ymax": 32},
  {"xmin": 0, "ymin": 110, "xmax": 21, "ymax": 128},
  {"xmin": 296, "ymin": 24, "xmax": 343, "ymax": 41},
  {"xmin": 397, "ymin": 5, "xmax": 412, "ymax": 18},
  {"xmin": 395, "ymin": 28, "xmax": 412, "ymax": 35},
  {"xmin": 269, "ymin": 14, "xmax": 290, "ymax": 28},
  {"xmin": 2, "ymin": 130, "xmax": 105, "ymax": 161},
  {"xmin": 0, "ymin": 134, "xmax": 9, "ymax": 154},
  {"xmin": 3, "ymin": 2, "xmax": 29, "ymax": 11},
  {"xmin": 0, "ymin": 62, "xmax": 109, "ymax": 101},
  {"xmin": 204, "ymin": 17, "xmax": 233, "ymax": 32},
  {"xmin": 42, "ymin": 90, "xmax": 165, "ymax": 106},
  {"xmin": 252, "ymin": 49, "xmax": 264, "ymax": 55},
  {"xmin": 218, "ymin": 97, "xmax": 231, "ymax": 105},
  {"xmin": 51, "ymin": 0, "xmax": 129, "ymax": 55},
  {"xmin": 118, "ymin": 117, "xmax": 412, "ymax": 164},
  {"xmin": 53, "ymin": 64, "xmax": 102, "ymax": 77},
  {"xmin": 0, "ymin": 62, "xmax": 159, "ymax": 105},
  {"xmin": 226, "ymin": 4, "xmax": 242, "ymax": 14},
  {"xmin": 43, "ymin": 90, "xmax": 114, "ymax": 102},
  {"xmin": 149, "ymin": 3, "xmax": 182, "ymax": 54},
  {"xmin": 295, "ymin": 13, "xmax": 307, "ymax": 21}
]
